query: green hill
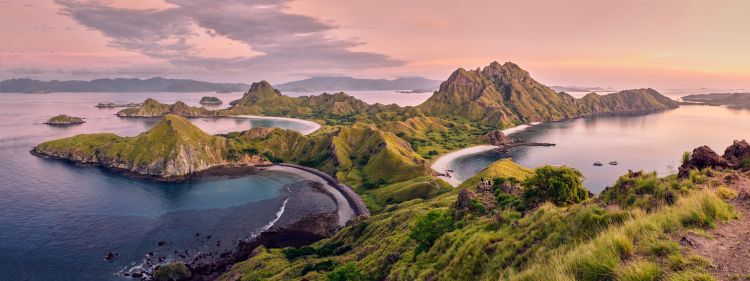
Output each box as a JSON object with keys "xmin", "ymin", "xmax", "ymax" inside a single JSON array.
[
  {"xmin": 33, "ymin": 115, "xmax": 235, "ymax": 178},
  {"xmin": 417, "ymin": 61, "xmax": 678, "ymax": 127},
  {"xmin": 117, "ymin": 98, "xmax": 218, "ymax": 118}
]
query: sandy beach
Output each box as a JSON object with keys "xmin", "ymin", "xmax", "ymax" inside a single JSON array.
[
  {"xmin": 233, "ymin": 115, "xmax": 322, "ymax": 135},
  {"xmin": 431, "ymin": 123, "xmax": 539, "ymax": 187}
]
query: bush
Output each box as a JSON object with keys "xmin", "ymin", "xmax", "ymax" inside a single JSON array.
[
  {"xmin": 327, "ymin": 262, "xmax": 366, "ymax": 281},
  {"xmin": 682, "ymin": 151, "xmax": 692, "ymax": 166},
  {"xmin": 409, "ymin": 210, "xmax": 454, "ymax": 254},
  {"xmin": 302, "ymin": 260, "xmax": 337, "ymax": 275},
  {"xmin": 153, "ymin": 262, "xmax": 191, "ymax": 281},
  {"xmin": 522, "ymin": 166, "xmax": 588, "ymax": 206}
]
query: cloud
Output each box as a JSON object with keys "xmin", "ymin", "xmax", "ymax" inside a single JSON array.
[{"xmin": 53, "ymin": 0, "xmax": 404, "ymax": 79}]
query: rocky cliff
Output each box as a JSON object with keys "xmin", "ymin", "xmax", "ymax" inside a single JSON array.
[{"xmin": 417, "ymin": 61, "xmax": 678, "ymax": 127}]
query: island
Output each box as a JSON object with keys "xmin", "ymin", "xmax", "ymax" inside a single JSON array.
[
  {"xmin": 43, "ymin": 114, "xmax": 85, "ymax": 126},
  {"xmin": 96, "ymin": 102, "xmax": 143, "ymax": 108},
  {"xmin": 682, "ymin": 92, "xmax": 750, "ymax": 109},
  {"xmin": 199, "ymin": 96, "xmax": 223, "ymax": 105},
  {"xmin": 33, "ymin": 61, "xmax": 703, "ymax": 281}
]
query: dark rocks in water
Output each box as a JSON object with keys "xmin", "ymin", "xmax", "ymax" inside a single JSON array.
[
  {"xmin": 104, "ymin": 252, "xmax": 115, "ymax": 261},
  {"xmin": 679, "ymin": 145, "xmax": 730, "ymax": 178},
  {"xmin": 130, "ymin": 272, "xmax": 143, "ymax": 278},
  {"xmin": 723, "ymin": 139, "xmax": 750, "ymax": 165},
  {"xmin": 487, "ymin": 130, "xmax": 513, "ymax": 146},
  {"xmin": 205, "ymin": 235, "xmax": 211, "ymax": 240},
  {"xmin": 157, "ymin": 241, "xmax": 167, "ymax": 247},
  {"xmin": 195, "ymin": 232, "xmax": 200, "ymax": 237}
]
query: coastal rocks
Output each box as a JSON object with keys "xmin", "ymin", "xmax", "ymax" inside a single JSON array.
[
  {"xmin": 44, "ymin": 114, "xmax": 85, "ymax": 126},
  {"xmin": 679, "ymin": 144, "xmax": 732, "ymax": 178},
  {"xmin": 199, "ymin": 96, "xmax": 223, "ymax": 106},
  {"xmin": 487, "ymin": 130, "xmax": 512, "ymax": 146},
  {"xmin": 723, "ymin": 140, "xmax": 750, "ymax": 165}
]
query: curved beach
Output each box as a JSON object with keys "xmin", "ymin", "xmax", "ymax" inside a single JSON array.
[
  {"xmin": 233, "ymin": 115, "xmax": 322, "ymax": 135},
  {"xmin": 267, "ymin": 164, "xmax": 369, "ymax": 226},
  {"xmin": 431, "ymin": 123, "xmax": 539, "ymax": 187}
]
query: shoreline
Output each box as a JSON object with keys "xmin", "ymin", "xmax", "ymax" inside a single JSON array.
[
  {"xmin": 232, "ymin": 115, "xmax": 322, "ymax": 135},
  {"xmin": 430, "ymin": 122, "xmax": 540, "ymax": 187}
]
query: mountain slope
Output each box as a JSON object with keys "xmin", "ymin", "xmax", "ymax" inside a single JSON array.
[
  {"xmin": 417, "ymin": 61, "xmax": 678, "ymax": 127},
  {"xmin": 32, "ymin": 115, "xmax": 239, "ymax": 178},
  {"xmin": 116, "ymin": 98, "xmax": 219, "ymax": 118}
]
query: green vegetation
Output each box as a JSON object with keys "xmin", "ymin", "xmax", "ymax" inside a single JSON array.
[
  {"xmin": 409, "ymin": 210, "xmax": 454, "ymax": 254},
  {"xmin": 522, "ymin": 165, "xmax": 588, "ymax": 206},
  {"xmin": 219, "ymin": 158, "xmax": 735, "ymax": 281},
  {"xmin": 153, "ymin": 262, "xmax": 191, "ymax": 281},
  {"xmin": 45, "ymin": 114, "xmax": 84, "ymax": 125},
  {"xmin": 34, "ymin": 115, "xmax": 229, "ymax": 178},
  {"xmin": 117, "ymin": 98, "xmax": 216, "ymax": 117}
]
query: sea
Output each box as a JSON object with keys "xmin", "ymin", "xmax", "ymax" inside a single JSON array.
[{"xmin": 0, "ymin": 89, "xmax": 748, "ymax": 279}]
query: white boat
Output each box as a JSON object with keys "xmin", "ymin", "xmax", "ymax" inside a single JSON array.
[
  {"xmin": 609, "ymin": 161, "xmax": 619, "ymax": 165},
  {"xmin": 593, "ymin": 161, "xmax": 604, "ymax": 166}
]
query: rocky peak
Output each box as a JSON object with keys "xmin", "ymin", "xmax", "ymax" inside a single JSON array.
[
  {"xmin": 248, "ymin": 81, "xmax": 281, "ymax": 97},
  {"xmin": 723, "ymin": 139, "xmax": 750, "ymax": 165},
  {"xmin": 678, "ymin": 145, "xmax": 729, "ymax": 178},
  {"xmin": 486, "ymin": 130, "xmax": 512, "ymax": 146}
]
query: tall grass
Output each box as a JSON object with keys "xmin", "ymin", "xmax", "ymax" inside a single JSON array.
[{"xmin": 510, "ymin": 190, "xmax": 733, "ymax": 281}]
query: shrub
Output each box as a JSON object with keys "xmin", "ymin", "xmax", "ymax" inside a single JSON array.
[
  {"xmin": 716, "ymin": 185, "xmax": 738, "ymax": 200},
  {"xmin": 327, "ymin": 262, "xmax": 366, "ymax": 281},
  {"xmin": 409, "ymin": 210, "xmax": 454, "ymax": 253},
  {"xmin": 302, "ymin": 260, "xmax": 337, "ymax": 275},
  {"xmin": 682, "ymin": 151, "xmax": 692, "ymax": 166},
  {"xmin": 522, "ymin": 165, "xmax": 588, "ymax": 206}
]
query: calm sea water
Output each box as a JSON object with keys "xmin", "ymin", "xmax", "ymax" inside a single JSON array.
[
  {"xmin": 1, "ymin": 89, "xmax": 745, "ymax": 279},
  {"xmin": 446, "ymin": 104, "xmax": 750, "ymax": 193},
  {"xmin": 0, "ymin": 92, "xmax": 326, "ymax": 280}
]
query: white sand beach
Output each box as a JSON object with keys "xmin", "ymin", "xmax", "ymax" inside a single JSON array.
[
  {"xmin": 431, "ymin": 122, "xmax": 540, "ymax": 187},
  {"xmin": 233, "ymin": 115, "xmax": 322, "ymax": 135}
]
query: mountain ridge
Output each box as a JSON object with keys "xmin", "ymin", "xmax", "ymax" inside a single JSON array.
[
  {"xmin": 0, "ymin": 77, "xmax": 250, "ymax": 93},
  {"xmin": 275, "ymin": 76, "xmax": 441, "ymax": 92}
]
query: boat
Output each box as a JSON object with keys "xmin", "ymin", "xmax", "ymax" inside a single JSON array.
[
  {"xmin": 609, "ymin": 161, "xmax": 619, "ymax": 165},
  {"xmin": 593, "ymin": 161, "xmax": 604, "ymax": 166}
]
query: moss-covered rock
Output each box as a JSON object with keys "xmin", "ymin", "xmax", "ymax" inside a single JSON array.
[{"xmin": 153, "ymin": 262, "xmax": 191, "ymax": 281}]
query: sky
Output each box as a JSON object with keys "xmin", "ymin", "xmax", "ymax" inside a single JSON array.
[{"xmin": 1, "ymin": 0, "xmax": 750, "ymax": 89}]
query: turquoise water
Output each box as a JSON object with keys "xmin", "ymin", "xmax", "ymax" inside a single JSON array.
[
  {"xmin": 446, "ymin": 105, "xmax": 750, "ymax": 193},
  {"xmin": 0, "ymin": 92, "xmax": 326, "ymax": 280}
]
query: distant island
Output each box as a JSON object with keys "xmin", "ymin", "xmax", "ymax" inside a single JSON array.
[
  {"xmin": 0, "ymin": 77, "xmax": 250, "ymax": 93},
  {"xmin": 199, "ymin": 96, "xmax": 223, "ymax": 105},
  {"xmin": 682, "ymin": 93, "xmax": 750, "ymax": 109},
  {"xmin": 44, "ymin": 114, "xmax": 85, "ymax": 126},
  {"xmin": 550, "ymin": 85, "xmax": 617, "ymax": 93},
  {"xmin": 274, "ymin": 76, "xmax": 441, "ymax": 92}
]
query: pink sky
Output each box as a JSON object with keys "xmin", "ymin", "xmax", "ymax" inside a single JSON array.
[{"xmin": 2, "ymin": 0, "xmax": 750, "ymax": 89}]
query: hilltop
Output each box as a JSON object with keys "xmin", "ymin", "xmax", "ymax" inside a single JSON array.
[
  {"xmin": 32, "ymin": 115, "xmax": 246, "ymax": 179},
  {"xmin": 417, "ymin": 61, "xmax": 678, "ymax": 127},
  {"xmin": 0, "ymin": 77, "xmax": 249, "ymax": 93},
  {"xmin": 116, "ymin": 98, "xmax": 219, "ymax": 118},
  {"xmin": 275, "ymin": 76, "xmax": 441, "ymax": 92}
]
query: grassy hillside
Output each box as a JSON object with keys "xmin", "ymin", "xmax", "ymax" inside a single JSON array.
[
  {"xmin": 117, "ymin": 98, "xmax": 217, "ymax": 117},
  {"xmin": 34, "ymin": 115, "xmax": 231, "ymax": 178},
  {"xmin": 219, "ymin": 158, "xmax": 733, "ymax": 281}
]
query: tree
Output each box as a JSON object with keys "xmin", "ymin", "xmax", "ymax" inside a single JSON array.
[
  {"xmin": 522, "ymin": 165, "xmax": 588, "ymax": 206},
  {"xmin": 327, "ymin": 262, "xmax": 365, "ymax": 281},
  {"xmin": 409, "ymin": 210, "xmax": 454, "ymax": 253}
]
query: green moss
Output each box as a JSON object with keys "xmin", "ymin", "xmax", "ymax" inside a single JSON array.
[{"xmin": 153, "ymin": 262, "xmax": 191, "ymax": 281}]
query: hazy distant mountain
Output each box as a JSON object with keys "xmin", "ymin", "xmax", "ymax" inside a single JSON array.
[
  {"xmin": 550, "ymin": 85, "xmax": 617, "ymax": 93},
  {"xmin": 274, "ymin": 76, "xmax": 441, "ymax": 92},
  {"xmin": 0, "ymin": 77, "xmax": 250, "ymax": 93}
]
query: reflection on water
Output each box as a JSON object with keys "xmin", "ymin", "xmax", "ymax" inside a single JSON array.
[
  {"xmin": 449, "ymin": 105, "xmax": 750, "ymax": 193},
  {"xmin": 0, "ymin": 92, "xmax": 328, "ymax": 280}
]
